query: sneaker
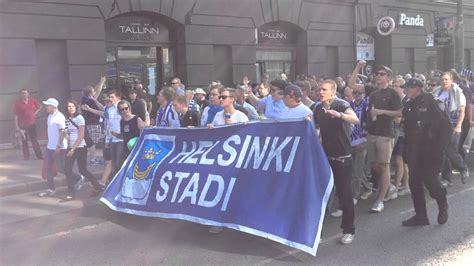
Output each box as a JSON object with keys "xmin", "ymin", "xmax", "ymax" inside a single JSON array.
[
  {"xmin": 39, "ymin": 189, "xmax": 56, "ymax": 197},
  {"xmin": 340, "ymin": 234, "xmax": 354, "ymax": 245},
  {"xmin": 75, "ymin": 175, "xmax": 85, "ymax": 191},
  {"xmin": 209, "ymin": 226, "xmax": 224, "ymax": 234},
  {"xmin": 331, "ymin": 209, "xmax": 343, "ymax": 217},
  {"xmin": 353, "ymin": 198, "xmax": 358, "ymax": 206},
  {"xmin": 402, "ymin": 215, "xmax": 430, "ymax": 226},
  {"xmin": 370, "ymin": 200, "xmax": 384, "ymax": 213},
  {"xmin": 452, "ymin": 169, "xmax": 460, "ymax": 174},
  {"xmin": 89, "ymin": 159, "xmax": 98, "ymax": 165},
  {"xmin": 398, "ymin": 186, "xmax": 411, "ymax": 196},
  {"xmin": 59, "ymin": 195, "xmax": 75, "ymax": 203},
  {"xmin": 384, "ymin": 184, "xmax": 398, "ymax": 202},
  {"xmin": 359, "ymin": 189, "xmax": 373, "ymax": 200},
  {"xmin": 437, "ymin": 201, "xmax": 449, "ymax": 224},
  {"xmin": 441, "ymin": 179, "xmax": 452, "ymax": 188}
]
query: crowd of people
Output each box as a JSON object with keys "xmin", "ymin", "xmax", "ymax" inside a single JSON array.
[{"xmin": 13, "ymin": 60, "xmax": 473, "ymax": 245}]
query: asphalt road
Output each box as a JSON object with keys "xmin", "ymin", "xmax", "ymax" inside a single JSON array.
[{"xmin": 0, "ymin": 175, "xmax": 473, "ymax": 265}]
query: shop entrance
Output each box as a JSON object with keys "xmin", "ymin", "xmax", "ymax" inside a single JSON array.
[{"xmin": 106, "ymin": 45, "xmax": 174, "ymax": 96}]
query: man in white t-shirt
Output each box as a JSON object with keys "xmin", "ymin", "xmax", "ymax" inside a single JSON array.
[
  {"xmin": 280, "ymin": 85, "xmax": 313, "ymax": 120},
  {"xmin": 39, "ymin": 98, "xmax": 67, "ymax": 196}
]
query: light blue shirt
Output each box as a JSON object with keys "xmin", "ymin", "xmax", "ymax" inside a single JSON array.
[
  {"xmin": 258, "ymin": 96, "xmax": 288, "ymax": 119},
  {"xmin": 278, "ymin": 103, "xmax": 313, "ymax": 120}
]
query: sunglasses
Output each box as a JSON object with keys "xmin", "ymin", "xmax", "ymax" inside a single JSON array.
[
  {"xmin": 218, "ymin": 95, "xmax": 233, "ymax": 100},
  {"xmin": 119, "ymin": 106, "xmax": 129, "ymax": 112},
  {"xmin": 375, "ymin": 72, "xmax": 388, "ymax": 76},
  {"xmin": 172, "ymin": 82, "xmax": 179, "ymax": 85},
  {"xmin": 270, "ymin": 89, "xmax": 284, "ymax": 95}
]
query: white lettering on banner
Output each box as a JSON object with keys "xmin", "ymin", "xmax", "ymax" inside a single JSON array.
[
  {"xmin": 156, "ymin": 171, "xmax": 237, "ymax": 211},
  {"xmin": 168, "ymin": 135, "xmax": 301, "ymax": 173},
  {"xmin": 399, "ymin": 13, "xmax": 424, "ymax": 27}
]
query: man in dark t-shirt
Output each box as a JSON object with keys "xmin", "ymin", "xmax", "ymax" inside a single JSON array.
[
  {"xmin": 365, "ymin": 65, "xmax": 403, "ymax": 213},
  {"xmin": 80, "ymin": 76, "xmax": 106, "ymax": 164},
  {"xmin": 313, "ymin": 79, "xmax": 360, "ymax": 245}
]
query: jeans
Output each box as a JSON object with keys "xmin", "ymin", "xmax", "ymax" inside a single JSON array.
[
  {"xmin": 442, "ymin": 132, "xmax": 467, "ymax": 181},
  {"xmin": 20, "ymin": 124, "xmax": 43, "ymax": 160},
  {"xmin": 44, "ymin": 148, "xmax": 82, "ymax": 190},
  {"xmin": 329, "ymin": 158, "xmax": 355, "ymax": 234},
  {"xmin": 65, "ymin": 147, "xmax": 101, "ymax": 195}
]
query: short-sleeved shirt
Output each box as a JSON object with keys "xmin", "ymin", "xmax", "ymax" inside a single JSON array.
[
  {"xmin": 279, "ymin": 103, "xmax": 313, "ymax": 120},
  {"xmin": 365, "ymin": 87, "xmax": 403, "ymax": 137},
  {"xmin": 65, "ymin": 115, "xmax": 86, "ymax": 148},
  {"xmin": 81, "ymin": 96, "xmax": 101, "ymax": 125},
  {"xmin": 13, "ymin": 98, "xmax": 40, "ymax": 127},
  {"xmin": 257, "ymin": 96, "xmax": 289, "ymax": 119},
  {"xmin": 313, "ymin": 98, "xmax": 352, "ymax": 157},
  {"xmin": 212, "ymin": 110, "xmax": 249, "ymax": 126},
  {"xmin": 47, "ymin": 111, "xmax": 67, "ymax": 150}
]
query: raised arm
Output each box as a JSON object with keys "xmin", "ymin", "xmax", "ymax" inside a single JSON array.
[{"xmin": 349, "ymin": 60, "xmax": 366, "ymax": 91}]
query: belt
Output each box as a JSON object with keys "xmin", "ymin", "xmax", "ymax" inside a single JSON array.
[{"xmin": 328, "ymin": 154, "xmax": 352, "ymax": 163}]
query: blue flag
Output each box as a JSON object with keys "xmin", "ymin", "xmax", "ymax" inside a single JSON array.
[{"xmin": 101, "ymin": 120, "xmax": 333, "ymax": 255}]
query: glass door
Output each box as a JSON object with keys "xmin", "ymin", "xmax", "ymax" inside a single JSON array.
[
  {"xmin": 105, "ymin": 46, "xmax": 175, "ymax": 97},
  {"xmin": 256, "ymin": 49, "xmax": 294, "ymax": 81}
]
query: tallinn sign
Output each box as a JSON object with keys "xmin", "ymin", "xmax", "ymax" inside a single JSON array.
[{"xmin": 106, "ymin": 15, "xmax": 169, "ymax": 42}]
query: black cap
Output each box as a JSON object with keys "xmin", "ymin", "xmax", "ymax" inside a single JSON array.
[
  {"xmin": 401, "ymin": 78, "xmax": 423, "ymax": 89},
  {"xmin": 374, "ymin": 65, "xmax": 393, "ymax": 76},
  {"xmin": 283, "ymin": 85, "xmax": 302, "ymax": 98},
  {"xmin": 270, "ymin": 79, "xmax": 289, "ymax": 90}
]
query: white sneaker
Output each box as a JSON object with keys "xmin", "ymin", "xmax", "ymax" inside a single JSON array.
[
  {"xmin": 384, "ymin": 184, "xmax": 398, "ymax": 202},
  {"xmin": 39, "ymin": 189, "xmax": 56, "ymax": 197},
  {"xmin": 359, "ymin": 189, "xmax": 373, "ymax": 200},
  {"xmin": 398, "ymin": 186, "xmax": 411, "ymax": 196},
  {"xmin": 75, "ymin": 175, "xmax": 85, "ymax": 191},
  {"xmin": 370, "ymin": 200, "xmax": 384, "ymax": 213},
  {"xmin": 331, "ymin": 209, "xmax": 343, "ymax": 217},
  {"xmin": 340, "ymin": 234, "xmax": 354, "ymax": 245},
  {"xmin": 209, "ymin": 226, "xmax": 224, "ymax": 234},
  {"xmin": 353, "ymin": 198, "xmax": 358, "ymax": 205}
]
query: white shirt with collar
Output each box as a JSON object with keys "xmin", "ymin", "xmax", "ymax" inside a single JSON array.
[{"xmin": 47, "ymin": 110, "xmax": 67, "ymax": 150}]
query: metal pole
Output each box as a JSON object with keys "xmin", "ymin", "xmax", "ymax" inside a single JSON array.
[{"xmin": 455, "ymin": 0, "xmax": 464, "ymax": 71}]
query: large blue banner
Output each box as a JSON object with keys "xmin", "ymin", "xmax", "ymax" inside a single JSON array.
[{"xmin": 100, "ymin": 120, "xmax": 333, "ymax": 255}]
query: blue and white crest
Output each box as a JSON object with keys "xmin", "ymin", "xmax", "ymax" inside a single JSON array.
[{"xmin": 114, "ymin": 134, "xmax": 175, "ymax": 205}]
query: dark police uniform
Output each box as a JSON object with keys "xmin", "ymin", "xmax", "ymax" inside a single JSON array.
[{"xmin": 402, "ymin": 91, "xmax": 452, "ymax": 224}]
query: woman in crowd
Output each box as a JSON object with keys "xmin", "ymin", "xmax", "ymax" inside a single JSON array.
[
  {"xmin": 62, "ymin": 100, "xmax": 104, "ymax": 201},
  {"xmin": 111, "ymin": 100, "xmax": 150, "ymax": 160}
]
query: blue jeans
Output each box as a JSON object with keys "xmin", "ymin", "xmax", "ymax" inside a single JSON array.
[{"xmin": 44, "ymin": 148, "xmax": 81, "ymax": 190}]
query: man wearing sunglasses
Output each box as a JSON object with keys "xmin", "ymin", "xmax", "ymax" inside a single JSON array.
[
  {"xmin": 246, "ymin": 79, "xmax": 289, "ymax": 119},
  {"xmin": 365, "ymin": 64, "xmax": 403, "ymax": 213}
]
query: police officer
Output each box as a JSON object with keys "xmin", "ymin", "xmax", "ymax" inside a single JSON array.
[{"xmin": 401, "ymin": 78, "xmax": 451, "ymax": 226}]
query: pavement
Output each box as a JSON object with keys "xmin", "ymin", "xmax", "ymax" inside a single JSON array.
[{"xmin": 0, "ymin": 146, "xmax": 104, "ymax": 197}]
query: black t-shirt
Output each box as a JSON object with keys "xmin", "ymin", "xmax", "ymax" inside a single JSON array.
[
  {"xmin": 365, "ymin": 87, "xmax": 402, "ymax": 137},
  {"xmin": 120, "ymin": 116, "xmax": 140, "ymax": 145},
  {"xmin": 313, "ymin": 98, "xmax": 352, "ymax": 157},
  {"xmin": 180, "ymin": 110, "xmax": 200, "ymax": 127},
  {"xmin": 81, "ymin": 96, "xmax": 100, "ymax": 125}
]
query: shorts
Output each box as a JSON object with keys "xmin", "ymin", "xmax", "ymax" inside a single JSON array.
[
  {"xmin": 366, "ymin": 134, "xmax": 395, "ymax": 164},
  {"xmin": 392, "ymin": 136, "xmax": 404, "ymax": 157},
  {"xmin": 103, "ymin": 147, "xmax": 111, "ymax": 161},
  {"xmin": 86, "ymin": 124, "xmax": 102, "ymax": 144}
]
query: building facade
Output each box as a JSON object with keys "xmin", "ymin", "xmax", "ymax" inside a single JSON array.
[{"xmin": 1, "ymin": 0, "xmax": 474, "ymax": 145}]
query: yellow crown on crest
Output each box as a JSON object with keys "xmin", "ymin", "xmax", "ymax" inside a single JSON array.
[{"xmin": 142, "ymin": 148, "xmax": 161, "ymax": 160}]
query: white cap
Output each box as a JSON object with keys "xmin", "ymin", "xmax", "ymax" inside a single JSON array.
[
  {"xmin": 42, "ymin": 98, "xmax": 59, "ymax": 107},
  {"xmin": 194, "ymin": 88, "xmax": 206, "ymax": 94}
]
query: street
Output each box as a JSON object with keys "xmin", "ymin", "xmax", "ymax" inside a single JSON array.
[{"xmin": 0, "ymin": 173, "xmax": 473, "ymax": 265}]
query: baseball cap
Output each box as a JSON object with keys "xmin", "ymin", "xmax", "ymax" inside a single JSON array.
[
  {"xmin": 283, "ymin": 85, "xmax": 303, "ymax": 98},
  {"xmin": 374, "ymin": 65, "xmax": 393, "ymax": 76},
  {"xmin": 401, "ymin": 78, "xmax": 423, "ymax": 89},
  {"xmin": 194, "ymin": 88, "xmax": 206, "ymax": 94},
  {"xmin": 42, "ymin": 98, "xmax": 59, "ymax": 107}
]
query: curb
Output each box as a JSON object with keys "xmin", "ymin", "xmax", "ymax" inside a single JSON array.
[{"xmin": 0, "ymin": 172, "xmax": 102, "ymax": 197}]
